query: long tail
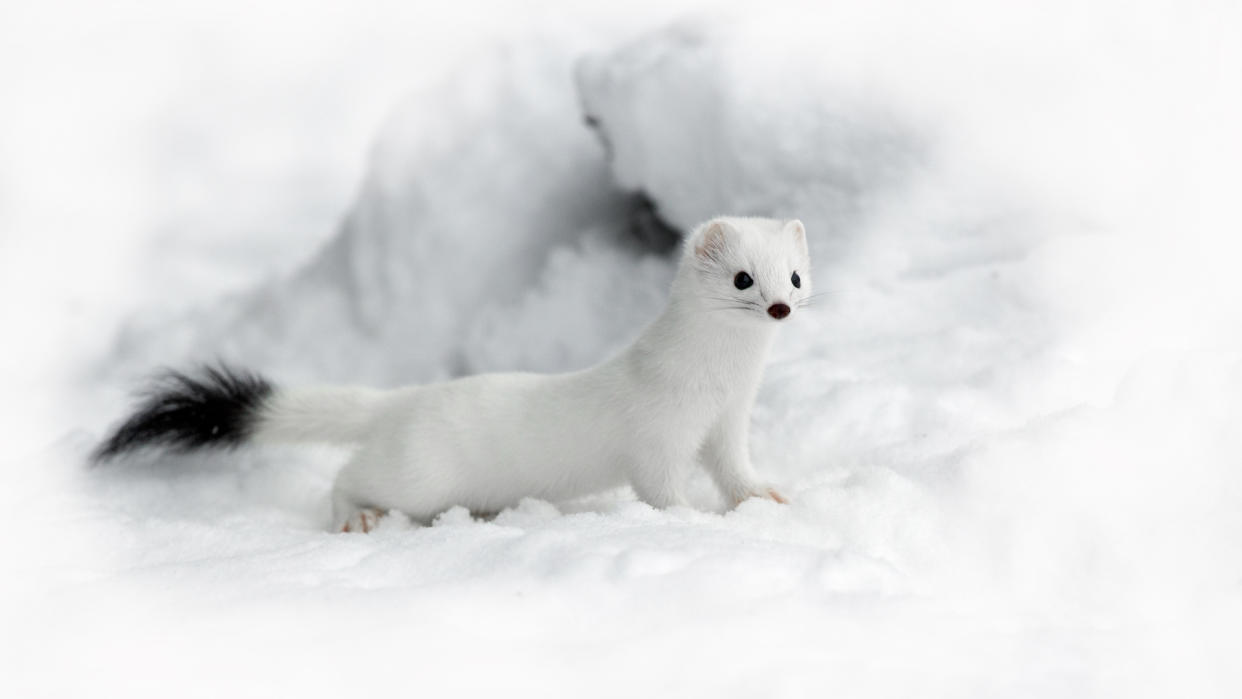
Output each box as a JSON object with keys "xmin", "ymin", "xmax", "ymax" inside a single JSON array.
[{"xmin": 93, "ymin": 364, "xmax": 382, "ymax": 462}]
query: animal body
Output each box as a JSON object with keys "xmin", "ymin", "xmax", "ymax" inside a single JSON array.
[{"xmin": 96, "ymin": 216, "xmax": 812, "ymax": 531}]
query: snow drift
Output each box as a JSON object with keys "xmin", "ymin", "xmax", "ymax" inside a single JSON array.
[{"xmin": 109, "ymin": 40, "xmax": 671, "ymax": 386}]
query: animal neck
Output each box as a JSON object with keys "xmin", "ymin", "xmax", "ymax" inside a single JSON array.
[{"xmin": 625, "ymin": 280, "xmax": 776, "ymax": 385}]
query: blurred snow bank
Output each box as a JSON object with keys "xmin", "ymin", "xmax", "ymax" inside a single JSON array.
[
  {"xmin": 110, "ymin": 38, "xmax": 669, "ymax": 386},
  {"xmin": 576, "ymin": 19, "xmax": 925, "ymax": 256}
]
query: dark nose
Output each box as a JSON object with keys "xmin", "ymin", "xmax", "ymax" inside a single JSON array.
[{"xmin": 767, "ymin": 303, "xmax": 790, "ymax": 319}]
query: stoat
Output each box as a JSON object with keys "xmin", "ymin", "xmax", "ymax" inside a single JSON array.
[{"xmin": 95, "ymin": 216, "xmax": 812, "ymax": 531}]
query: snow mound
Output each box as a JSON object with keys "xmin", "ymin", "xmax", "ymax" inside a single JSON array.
[
  {"xmin": 109, "ymin": 39, "xmax": 664, "ymax": 387},
  {"xmin": 576, "ymin": 20, "xmax": 925, "ymax": 253}
]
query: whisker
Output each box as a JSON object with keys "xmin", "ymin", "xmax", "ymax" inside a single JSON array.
[
  {"xmin": 702, "ymin": 295, "xmax": 760, "ymax": 307},
  {"xmin": 793, "ymin": 291, "xmax": 837, "ymax": 308}
]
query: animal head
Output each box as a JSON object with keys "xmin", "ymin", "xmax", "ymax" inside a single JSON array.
[{"xmin": 683, "ymin": 216, "xmax": 812, "ymax": 323}]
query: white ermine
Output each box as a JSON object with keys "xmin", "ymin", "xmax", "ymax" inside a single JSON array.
[{"xmin": 96, "ymin": 216, "xmax": 812, "ymax": 531}]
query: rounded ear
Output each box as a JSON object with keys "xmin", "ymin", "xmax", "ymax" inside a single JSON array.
[
  {"xmin": 694, "ymin": 220, "xmax": 731, "ymax": 259},
  {"xmin": 785, "ymin": 219, "xmax": 808, "ymax": 252},
  {"xmin": 785, "ymin": 219, "xmax": 805, "ymax": 240}
]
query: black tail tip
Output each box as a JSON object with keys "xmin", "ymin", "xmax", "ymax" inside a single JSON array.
[{"xmin": 93, "ymin": 363, "xmax": 274, "ymax": 462}]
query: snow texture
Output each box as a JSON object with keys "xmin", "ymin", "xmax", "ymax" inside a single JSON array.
[{"xmin": 4, "ymin": 2, "xmax": 1242, "ymax": 698}]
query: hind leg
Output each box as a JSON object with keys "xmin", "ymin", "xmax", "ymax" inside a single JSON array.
[{"xmin": 330, "ymin": 444, "xmax": 449, "ymax": 530}]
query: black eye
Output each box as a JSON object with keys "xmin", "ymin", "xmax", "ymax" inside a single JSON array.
[
  {"xmin": 791, "ymin": 271, "xmax": 801, "ymax": 288},
  {"xmin": 733, "ymin": 271, "xmax": 753, "ymax": 290}
]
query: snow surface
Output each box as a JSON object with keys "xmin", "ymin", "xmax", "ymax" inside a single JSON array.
[{"xmin": 4, "ymin": 1, "xmax": 1242, "ymax": 697}]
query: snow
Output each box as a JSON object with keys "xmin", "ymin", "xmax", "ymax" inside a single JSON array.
[
  {"xmin": 4, "ymin": 1, "xmax": 1242, "ymax": 697},
  {"xmin": 108, "ymin": 37, "xmax": 643, "ymax": 385}
]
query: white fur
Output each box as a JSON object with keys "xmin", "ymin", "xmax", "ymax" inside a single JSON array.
[{"xmin": 254, "ymin": 216, "xmax": 812, "ymax": 530}]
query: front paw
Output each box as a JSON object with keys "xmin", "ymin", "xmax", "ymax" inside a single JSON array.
[
  {"xmin": 733, "ymin": 485, "xmax": 788, "ymax": 507},
  {"xmin": 763, "ymin": 487, "xmax": 789, "ymax": 504}
]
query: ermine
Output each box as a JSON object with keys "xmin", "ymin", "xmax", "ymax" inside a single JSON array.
[{"xmin": 95, "ymin": 216, "xmax": 811, "ymax": 532}]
